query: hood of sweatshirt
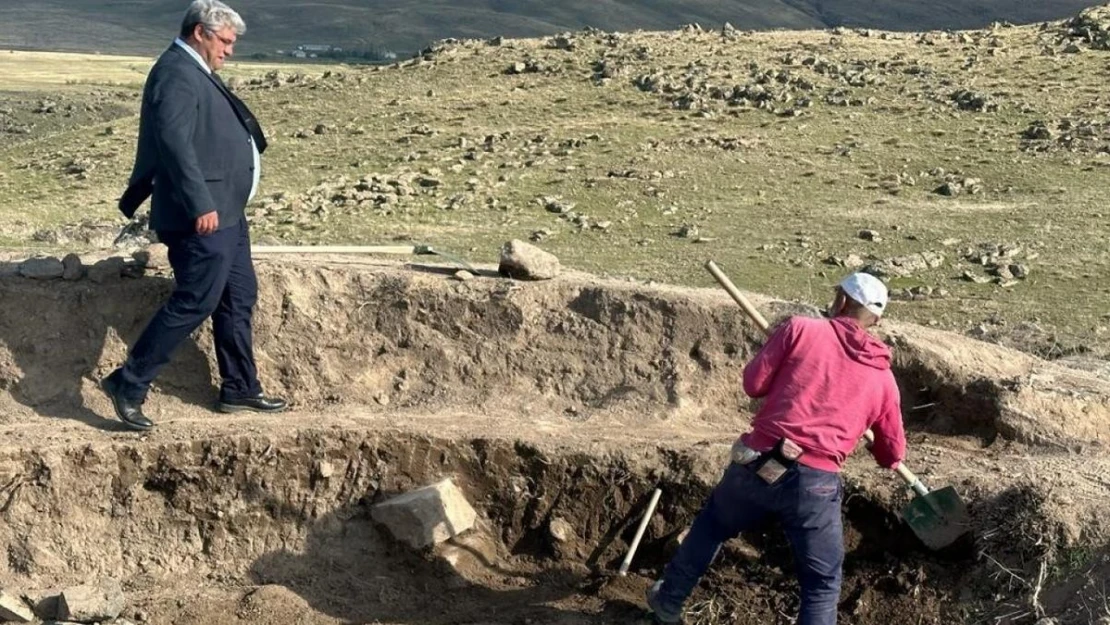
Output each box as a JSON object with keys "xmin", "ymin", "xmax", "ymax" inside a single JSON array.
[{"xmin": 830, "ymin": 317, "xmax": 891, "ymax": 370}]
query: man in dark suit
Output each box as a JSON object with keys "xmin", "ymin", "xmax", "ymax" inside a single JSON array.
[{"xmin": 103, "ymin": 0, "xmax": 285, "ymax": 431}]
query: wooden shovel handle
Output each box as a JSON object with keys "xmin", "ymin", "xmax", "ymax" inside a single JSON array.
[
  {"xmin": 861, "ymin": 431, "xmax": 929, "ymax": 496},
  {"xmin": 703, "ymin": 261, "xmax": 928, "ymax": 493},
  {"xmin": 704, "ymin": 261, "xmax": 771, "ymax": 332}
]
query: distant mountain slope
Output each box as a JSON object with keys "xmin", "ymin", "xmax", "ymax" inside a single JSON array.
[{"xmin": 0, "ymin": 0, "xmax": 1102, "ymax": 57}]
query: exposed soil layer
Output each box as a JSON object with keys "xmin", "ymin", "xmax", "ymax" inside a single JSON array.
[{"xmin": 0, "ymin": 256, "xmax": 1106, "ymax": 624}]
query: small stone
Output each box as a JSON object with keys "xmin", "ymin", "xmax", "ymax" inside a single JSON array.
[
  {"xmin": 548, "ymin": 517, "xmax": 575, "ymax": 543},
  {"xmin": 542, "ymin": 197, "xmax": 573, "ymax": 214},
  {"xmin": 132, "ymin": 244, "xmax": 169, "ymax": 270},
  {"xmin": 993, "ymin": 264, "xmax": 1015, "ymax": 280},
  {"xmin": 88, "ymin": 257, "xmax": 125, "ymax": 283},
  {"xmin": 371, "ymin": 478, "xmax": 477, "ymax": 549},
  {"xmin": 961, "ymin": 270, "xmax": 992, "ymax": 284},
  {"xmin": 314, "ymin": 123, "xmax": 329, "ymax": 135},
  {"xmin": 498, "ymin": 240, "xmax": 561, "ymax": 280},
  {"xmin": 62, "ymin": 253, "xmax": 84, "ymax": 280},
  {"xmin": 1010, "ymin": 263, "xmax": 1029, "ymax": 279},
  {"xmin": 316, "ymin": 460, "xmax": 335, "ymax": 479},
  {"xmin": 0, "ymin": 590, "xmax": 34, "ymax": 622},
  {"xmin": 453, "ymin": 270, "xmax": 474, "ymax": 281},
  {"xmin": 935, "ymin": 182, "xmax": 961, "ymax": 196},
  {"xmin": 910, "ymin": 285, "xmax": 934, "ymax": 299},
  {"xmin": 58, "ymin": 579, "xmax": 125, "ymax": 622},
  {"xmin": 675, "ymin": 224, "xmax": 698, "ymax": 238},
  {"xmin": 19, "ymin": 257, "xmax": 64, "ymax": 280},
  {"xmin": 858, "ymin": 229, "xmax": 882, "ymax": 242},
  {"xmin": 374, "ymin": 392, "xmax": 390, "ymax": 406},
  {"xmin": 549, "ymin": 35, "xmax": 575, "ymax": 50}
]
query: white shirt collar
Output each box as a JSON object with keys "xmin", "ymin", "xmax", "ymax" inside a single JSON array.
[{"xmin": 173, "ymin": 37, "xmax": 211, "ymax": 74}]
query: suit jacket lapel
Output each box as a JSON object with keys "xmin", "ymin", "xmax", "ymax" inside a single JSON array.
[
  {"xmin": 207, "ymin": 73, "xmax": 268, "ymax": 154},
  {"xmin": 184, "ymin": 54, "xmax": 269, "ymax": 155}
]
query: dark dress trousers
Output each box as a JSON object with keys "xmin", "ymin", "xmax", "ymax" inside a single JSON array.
[{"xmin": 116, "ymin": 43, "xmax": 269, "ymax": 403}]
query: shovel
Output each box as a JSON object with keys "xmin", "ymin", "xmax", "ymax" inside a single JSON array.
[
  {"xmin": 252, "ymin": 244, "xmax": 476, "ymax": 272},
  {"xmin": 704, "ymin": 260, "xmax": 971, "ymax": 551}
]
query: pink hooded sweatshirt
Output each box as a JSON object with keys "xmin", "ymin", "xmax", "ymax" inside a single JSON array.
[{"xmin": 739, "ymin": 316, "xmax": 906, "ymax": 473}]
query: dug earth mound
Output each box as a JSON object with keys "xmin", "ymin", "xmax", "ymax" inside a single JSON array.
[{"xmin": 0, "ymin": 254, "xmax": 1106, "ymax": 624}]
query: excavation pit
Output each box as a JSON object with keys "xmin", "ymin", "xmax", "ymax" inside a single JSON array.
[{"xmin": 0, "ymin": 256, "xmax": 1106, "ymax": 624}]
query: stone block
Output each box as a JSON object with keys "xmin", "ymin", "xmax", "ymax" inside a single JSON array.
[
  {"xmin": 58, "ymin": 579, "xmax": 124, "ymax": 622},
  {"xmin": 372, "ymin": 479, "xmax": 477, "ymax": 549}
]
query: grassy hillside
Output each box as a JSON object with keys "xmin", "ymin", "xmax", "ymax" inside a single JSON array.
[
  {"xmin": 4, "ymin": 6, "xmax": 1110, "ymax": 359},
  {"xmin": 0, "ymin": 0, "xmax": 1103, "ymax": 58}
]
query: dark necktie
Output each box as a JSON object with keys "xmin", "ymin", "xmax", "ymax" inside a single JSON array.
[{"xmin": 210, "ymin": 72, "xmax": 268, "ymax": 154}]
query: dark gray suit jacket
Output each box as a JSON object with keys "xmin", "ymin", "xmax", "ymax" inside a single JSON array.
[{"xmin": 120, "ymin": 44, "xmax": 264, "ymax": 234}]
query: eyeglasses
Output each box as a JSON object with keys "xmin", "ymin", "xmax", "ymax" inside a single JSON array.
[{"xmin": 205, "ymin": 30, "xmax": 237, "ymax": 48}]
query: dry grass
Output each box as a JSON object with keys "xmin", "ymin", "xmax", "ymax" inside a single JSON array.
[
  {"xmin": 0, "ymin": 49, "xmax": 153, "ymax": 91},
  {"xmin": 3, "ymin": 17, "xmax": 1110, "ymax": 356}
]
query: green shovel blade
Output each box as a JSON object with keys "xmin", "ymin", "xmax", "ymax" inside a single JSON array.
[{"xmin": 900, "ymin": 486, "xmax": 971, "ymax": 551}]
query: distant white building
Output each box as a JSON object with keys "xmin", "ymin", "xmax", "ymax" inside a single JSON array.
[{"xmin": 291, "ymin": 50, "xmax": 307, "ymax": 58}]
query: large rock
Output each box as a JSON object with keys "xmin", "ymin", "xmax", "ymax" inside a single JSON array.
[
  {"xmin": 0, "ymin": 590, "xmax": 33, "ymax": 622},
  {"xmin": 58, "ymin": 579, "xmax": 125, "ymax": 622},
  {"xmin": 498, "ymin": 240, "xmax": 561, "ymax": 280},
  {"xmin": 19, "ymin": 257, "xmax": 64, "ymax": 280},
  {"xmin": 88, "ymin": 257, "xmax": 125, "ymax": 284},
  {"xmin": 371, "ymin": 478, "xmax": 477, "ymax": 549},
  {"xmin": 62, "ymin": 253, "xmax": 84, "ymax": 280}
]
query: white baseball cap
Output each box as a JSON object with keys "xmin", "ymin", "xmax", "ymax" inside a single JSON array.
[{"xmin": 839, "ymin": 272, "xmax": 888, "ymax": 317}]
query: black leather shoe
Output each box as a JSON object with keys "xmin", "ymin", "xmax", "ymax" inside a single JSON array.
[
  {"xmin": 217, "ymin": 393, "xmax": 287, "ymax": 414},
  {"xmin": 100, "ymin": 369, "xmax": 154, "ymax": 431}
]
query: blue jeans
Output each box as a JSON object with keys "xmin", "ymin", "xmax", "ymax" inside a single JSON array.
[{"xmin": 655, "ymin": 462, "xmax": 844, "ymax": 625}]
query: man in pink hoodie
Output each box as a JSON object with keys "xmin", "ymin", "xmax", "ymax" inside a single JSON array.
[{"xmin": 647, "ymin": 272, "xmax": 907, "ymax": 625}]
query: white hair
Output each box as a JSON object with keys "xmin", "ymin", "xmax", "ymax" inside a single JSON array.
[{"xmin": 180, "ymin": 0, "xmax": 246, "ymax": 39}]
